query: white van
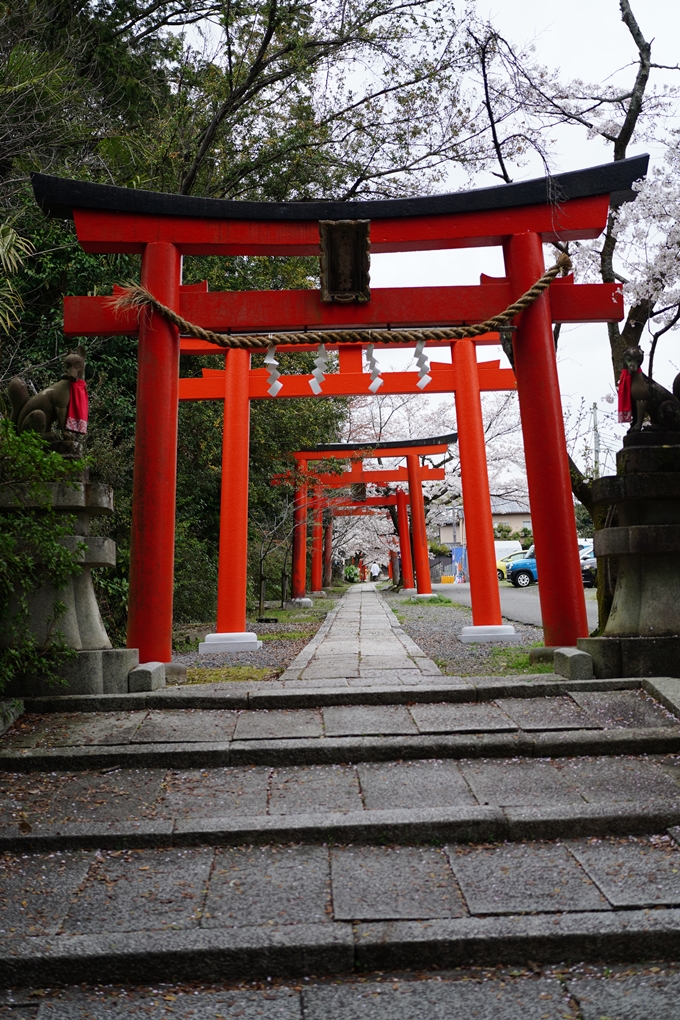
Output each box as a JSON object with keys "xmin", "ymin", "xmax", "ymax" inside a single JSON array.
[{"xmin": 494, "ymin": 540, "xmax": 523, "ymax": 560}]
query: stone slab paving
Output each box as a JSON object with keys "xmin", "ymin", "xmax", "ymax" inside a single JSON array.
[
  {"xmin": 280, "ymin": 584, "xmax": 442, "ymax": 682},
  {"xmin": 2, "ymin": 755, "xmax": 680, "ymax": 830},
  {"xmin": 330, "ymin": 845, "xmax": 466, "ymax": 920},
  {"xmin": 448, "ymin": 842, "xmax": 611, "ymax": 915},
  {"xmin": 2, "ymin": 835, "xmax": 680, "ymax": 935},
  {"xmin": 5, "ymin": 589, "xmax": 680, "ymax": 991},
  {"xmin": 5, "ymin": 691, "xmax": 679, "ymax": 760},
  {"xmin": 0, "ymin": 755, "xmax": 679, "ymax": 857},
  {"xmin": 357, "ymin": 759, "xmax": 478, "ymax": 810},
  {"xmin": 203, "ymin": 845, "xmax": 331, "ymax": 928},
  {"xmin": 4, "ymin": 967, "xmax": 680, "ymax": 1019},
  {"xmin": 268, "ymin": 765, "xmax": 363, "ymax": 815}
]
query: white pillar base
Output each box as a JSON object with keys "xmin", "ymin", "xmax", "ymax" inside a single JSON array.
[
  {"xmin": 414, "ymin": 592, "xmax": 438, "ymax": 600},
  {"xmin": 460, "ymin": 625, "xmax": 521, "ymax": 644},
  {"xmin": 285, "ymin": 597, "xmax": 313, "ymax": 608},
  {"xmin": 199, "ymin": 632, "xmax": 262, "ymax": 654}
]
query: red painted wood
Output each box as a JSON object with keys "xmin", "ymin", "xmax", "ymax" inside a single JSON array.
[
  {"xmin": 177, "ymin": 362, "xmax": 516, "ymax": 401},
  {"xmin": 452, "ymin": 340, "xmax": 503, "ymax": 626},
  {"xmin": 311, "ymin": 495, "xmax": 323, "ymax": 592},
  {"xmin": 292, "ymin": 462, "xmax": 308, "ymax": 599},
  {"xmin": 64, "ymin": 279, "xmax": 623, "ymax": 338},
  {"xmin": 216, "ymin": 349, "xmax": 251, "ymax": 633},
  {"xmin": 323, "ymin": 520, "xmax": 333, "ymax": 587},
  {"xmin": 407, "ymin": 455, "xmax": 432, "ymax": 594},
  {"xmin": 504, "ymin": 231, "xmax": 588, "ymax": 646},
  {"xmin": 71, "ymin": 196, "xmax": 609, "ymax": 255},
  {"xmin": 396, "ymin": 488, "xmax": 415, "ymax": 589},
  {"xmin": 309, "ymin": 467, "xmax": 445, "ymax": 486},
  {"xmin": 126, "ymin": 242, "xmax": 181, "ymax": 663},
  {"xmin": 321, "ymin": 495, "xmax": 398, "ymax": 507}
]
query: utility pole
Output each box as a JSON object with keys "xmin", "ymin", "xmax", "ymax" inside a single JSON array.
[{"xmin": 592, "ymin": 402, "xmax": 600, "ymax": 479}]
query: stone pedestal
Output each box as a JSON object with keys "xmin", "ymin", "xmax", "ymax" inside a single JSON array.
[
  {"xmin": 199, "ymin": 632, "xmax": 262, "ymax": 654},
  {"xmin": 1, "ymin": 481, "xmax": 145, "ymax": 696},
  {"xmin": 460, "ymin": 624, "xmax": 520, "ymax": 644},
  {"xmin": 577, "ymin": 434, "xmax": 680, "ymax": 678}
]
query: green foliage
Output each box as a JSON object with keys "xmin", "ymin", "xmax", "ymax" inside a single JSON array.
[
  {"xmin": 511, "ymin": 527, "xmax": 533, "ymax": 549},
  {"xmin": 172, "ymin": 521, "xmax": 219, "ymax": 624},
  {"xmin": 575, "ymin": 503, "xmax": 595, "ymax": 538},
  {"xmin": 344, "ymin": 565, "xmax": 360, "ymax": 583},
  {"xmin": 428, "ymin": 540, "xmax": 450, "ymax": 557},
  {"xmin": 0, "ymin": 220, "xmax": 33, "ymax": 333},
  {"xmin": 0, "ymin": 0, "xmax": 484, "ymax": 636},
  {"xmin": 0, "ymin": 422, "xmax": 84, "ymax": 692},
  {"xmin": 404, "ymin": 593, "xmax": 452, "ymax": 605},
  {"xmin": 493, "ymin": 522, "xmax": 512, "ymax": 540},
  {"xmin": 488, "ymin": 645, "xmax": 553, "ymax": 676}
]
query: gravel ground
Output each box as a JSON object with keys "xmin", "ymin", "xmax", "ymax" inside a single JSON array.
[
  {"xmin": 172, "ymin": 594, "xmax": 344, "ymax": 671},
  {"xmin": 380, "ymin": 588, "xmax": 546, "ymax": 677}
]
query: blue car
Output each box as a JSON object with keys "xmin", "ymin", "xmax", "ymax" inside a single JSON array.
[{"xmin": 508, "ymin": 555, "xmax": 538, "ymax": 588}]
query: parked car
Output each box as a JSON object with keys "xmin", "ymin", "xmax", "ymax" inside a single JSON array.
[
  {"xmin": 508, "ymin": 553, "xmax": 538, "ymax": 588},
  {"xmin": 582, "ymin": 554, "xmax": 597, "ymax": 587},
  {"xmin": 494, "ymin": 540, "xmax": 523, "ymax": 560},
  {"xmin": 497, "ymin": 550, "xmax": 529, "ymax": 581}
]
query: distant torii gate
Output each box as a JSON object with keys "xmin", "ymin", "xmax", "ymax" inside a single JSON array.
[
  {"xmin": 289, "ymin": 433, "xmax": 458, "ymax": 604},
  {"xmin": 272, "ymin": 464, "xmax": 445, "ymax": 597},
  {"xmin": 36, "ymin": 154, "xmax": 647, "ymax": 660},
  {"xmin": 309, "ymin": 494, "xmax": 398, "ymax": 594}
]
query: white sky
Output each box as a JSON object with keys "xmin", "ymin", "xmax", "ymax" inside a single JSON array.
[{"xmin": 369, "ymin": 0, "xmax": 680, "ymax": 475}]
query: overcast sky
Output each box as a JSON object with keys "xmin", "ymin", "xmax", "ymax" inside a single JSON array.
[{"xmin": 369, "ymin": 0, "xmax": 680, "ymax": 474}]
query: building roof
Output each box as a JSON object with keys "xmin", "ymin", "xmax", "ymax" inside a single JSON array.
[{"xmin": 490, "ymin": 498, "xmax": 531, "ymax": 515}]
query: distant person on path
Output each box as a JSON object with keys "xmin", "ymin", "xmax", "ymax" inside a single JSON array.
[{"xmin": 370, "ymin": 562, "xmax": 381, "ymax": 581}]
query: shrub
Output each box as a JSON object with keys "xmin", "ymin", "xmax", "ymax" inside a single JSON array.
[
  {"xmin": 0, "ymin": 421, "xmax": 84, "ymax": 692},
  {"xmin": 344, "ymin": 564, "xmax": 360, "ymax": 583}
]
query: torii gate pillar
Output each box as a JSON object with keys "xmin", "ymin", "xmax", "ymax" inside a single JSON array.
[
  {"xmin": 323, "ymin": 518, "xmax": 333, "ymax": 587},
  {"xmin": 453, "ymin": 339, "xmax": 518, "ymax": 642},
  {"xmin": 291, "ymin": 462, "xmax": 309, "ymax": 601},
  {"xmin": 406, "ymin": 455, "xmax": 433, "ymax": 597},
  {"xmin": 311, "ymin": 494, "xmax": 324, "ymax": 594},
  {"xmin": 200, "ymin": 348, "xmax": 261, "ymax": 653},
  {"xmin": 395, "ymin": 488, "xmax": 415, "ymax": 590},
  {"xmin": 505, "ymin": 232, "xmax": 588, "ymax": 647},
  {"xmin": 127, "ymin": 242, "xmax": 181, "ymax": 664}
]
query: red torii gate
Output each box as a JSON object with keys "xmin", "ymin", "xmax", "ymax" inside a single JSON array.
[
  {"xmin": 272, "ymin": 464, "xmax": 445, "ymax": 599},
  {"xmin": 308, "ymin": 494, "xmax": 398, "ymax": 594},
  {"xmin": 34, "ymin": 155, "xmax": 647, "ymax": 661},
  {"xmin": 288, "ymin": 433, "xmax": 457, "ymax": 603}
]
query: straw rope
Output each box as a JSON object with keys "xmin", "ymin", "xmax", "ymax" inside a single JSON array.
[{"xmin": 110, "ymin": 252, "xmax": 572, "ymax": 349}]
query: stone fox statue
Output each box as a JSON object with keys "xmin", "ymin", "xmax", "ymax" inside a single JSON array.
[
  {"xmin": 618, "ymin": 346, "xmax": 680, "ymax": 433},
  {"xmin": 8, "ymin": 347, "xmax": 88, "ymax": 439}
]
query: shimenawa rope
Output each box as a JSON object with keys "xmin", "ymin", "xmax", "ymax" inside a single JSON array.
[{"xmin": 110, "ymin": 252, "xmax": 572, "ymax": 349}]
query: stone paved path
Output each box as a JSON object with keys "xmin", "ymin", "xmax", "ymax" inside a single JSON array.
[
  {"xmin": 4, "ymin": 585, "xmax": 680, "ymax": 1014},
  {"xmin": 279, "ymin": 583, "xmax": 442, "ymax": 682}
]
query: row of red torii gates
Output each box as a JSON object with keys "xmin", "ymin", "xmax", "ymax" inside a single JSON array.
[
  {"xmin": 284, "ymin": 435, "xmax": 456, "ymax": 606},
  {"xmin": 32, "ymin": 154, "xmax": 648, "ymax": 662}
]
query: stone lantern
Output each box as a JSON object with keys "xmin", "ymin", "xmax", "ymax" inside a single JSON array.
[{"xmin": 578, "ymin": 433, "xmax": 680, "ymax": 677}]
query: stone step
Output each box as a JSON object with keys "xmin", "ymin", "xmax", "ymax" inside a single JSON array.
[
  {"xmin": 3, "ymin": 799, "xmax": 680, "ymax": 853},
  {"xmin": 4, "ymin": 725, "xmax": 680, "ymax": 770},
  {"xmin": 4, "ymin": 833, "xmax": 680, "ymax": 985},
  {"xmin": 5, "ymin": 910, "xmax": 680, "ymax": 987},
  {"xmin": 3, "ymin": 751, "xmax": 680, "ymax": 848},
  {"xmin": 5, "ymin": 964, "xmax": 680, "ymax": 1018},
  {"xmin": 6, "ymin": 685, "xmax": 680, "ymax": 770},
  {"xmin": 20, "ymin": 674, "xmax": 648, "ymax": 712}
]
